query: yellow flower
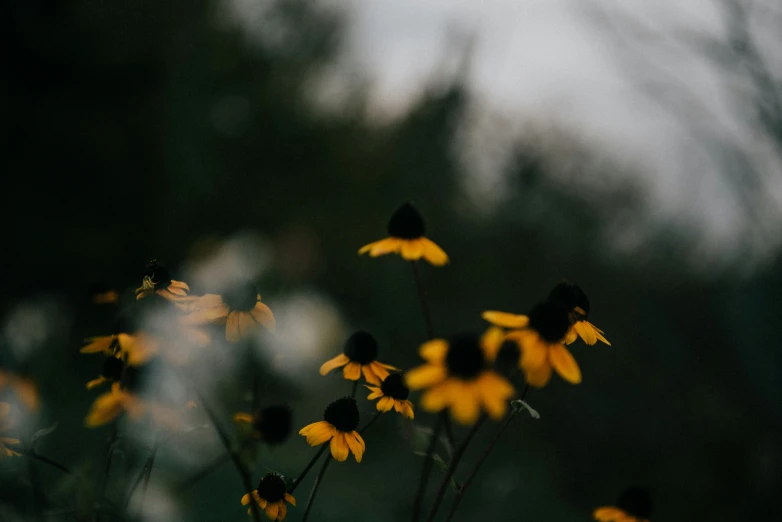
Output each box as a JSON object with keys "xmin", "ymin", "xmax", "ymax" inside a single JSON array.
[
  {"xmin": 298, "ymin": 397, "xmax": 365, "ymax": 462},
  {"xmin": 183, "ymin": 287, "xmax": 275, "ymax": 343},
  {"xmin": 404, "ymin": 330, "xmax": 515, "ymax": 425},
  {"xmin": 0, "ymin": 402, "xmax": 21, "ymax": 460},
  {"xmin": 0, "ymin": 369, "xmax": 39, "ymax": 411},
  {"xmin": 80, "ymin": 332, "xmax": 158, "ymax": 367},
  {"xmin": 85, "ymin": 382, "xmax": 145, "ymax": 427},
  {"xmin": 365, "ymin": 372, "xmax": 414, "ymax": 419},
  {"xmin": 548, "ymin": 281, "xmax": 610, "ymax": 346},
  {"xmin": 358, "ymin": 202, "xmax": 448, "ymax": 266},
  {"xmin": 135, "ymin": 260, "xmax": 191, "ymax": 302},
  {"xmin": 241, "ymin": 473, "xmax": 296, "ymax": 520},
  {"xmin": 489, "ymin": 300, "xmax": 582, "ymax": 387},
  {"xmin": 319, "ymin": 331, "xmax": 397, "ymax": 386},
  {"xmin": 233, "ymin": 405, "xmax": 292, "ymax": 445},
  {"xmin": 594, "ymin": 488, "xmax": 652, "ymax": 522}
]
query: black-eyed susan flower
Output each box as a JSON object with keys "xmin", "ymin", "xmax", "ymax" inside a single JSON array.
[
  {"xmin": 594, "ymin": 487, "xmax": 652, "ymax": 522},
  {"xmin": 0, "ymin": 368, "xmax": 39, "ymax": 411},
  {"xmin": 298, "ymin": 397, "xmax": 365, "ymax": 462},
  {"xmin": 319, "ymin": 331, "xmax": 397, "ymax": 386},
  {"xmin": 135, "ymin": 260, "xmax": 191, "ymax": 301},
  {"xmin": 548, "ymin": 281, "xmax": 610, "ymax": 346},
  {"xmin": 358, "ymin": 202, "xmax": 449, "ymax": 266},
  {"xmin": 0, "ymin": 402, "xmax": 21, "ymax": 460},
  {"xmin": 500, "ymin": 300, "xmax": 582, "ymax": 387},
  {"xmin": 241, "ymin": 473, "xmax": 296, "ymax": 520},
  {"xmin": 365, "ymin": 372, "xmax": 414, "ymax": 419},
  {"xmin": 183, "ymin": 286, "xmax": 275, "ymax": 343},
  {"xmin": 233, "ymin": 405, "xmax": 293, "ymax": 445},
  {"xmin": 404, "ymin": 330, "xmax": 515, "ymax": 424}
]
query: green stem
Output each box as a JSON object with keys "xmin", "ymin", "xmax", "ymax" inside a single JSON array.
[
  {"xmin": 424, "ymin": 415, "xmax": 487, "ymax": 522},
  {"xmin": 289, "ymin": 444, "xmax": 329, "ymax": 494},
  {"xmin": 301, "ymin": 455, "xmax": 332, "ymax": 521},
  {"xmin": 410, "ymin": 261, "xmax": 434, "ymax": 339},
  {"xmin": 412, "ymin": 414, "xmax": 443, "ymax": 522}
]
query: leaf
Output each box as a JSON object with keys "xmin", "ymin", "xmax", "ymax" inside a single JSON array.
[
  {"xmin": 31, "ymin": 422, "xmax": 59, "ymax": 446},
  {"xmin": 511, "ymin": 400, "xmax": 540, "ymax": 419}
]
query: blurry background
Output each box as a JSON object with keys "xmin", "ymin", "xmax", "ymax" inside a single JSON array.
[{"xmin": 2, "ymin": 0, "xmax": 781, "ymax": 520}]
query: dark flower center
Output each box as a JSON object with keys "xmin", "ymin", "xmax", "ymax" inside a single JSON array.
[
  {"xmin": 123, "ymin": 366, "xmax": 144, "ymax": 392},
  {"xmin": 617, "ymin": 487, "xmax": 652, "ymax": 518},
  {"xmin": 101, "ymin": 357, "xmax": 124, "ymax": 381},
  {"xmin": 527, "ymin": 300, "xmax": 571, "ymax": 342},
  {"xmin": 143, "ymin": 260, "xmax": 172, "ymax": 289},
  {"xmin": 343, "ymin": 331, "xmax": 378, "ymax": 364},
  {"xmin": 380, "ymin": 372, "xmax": 409, "ymax": 400},
  {"xmin": 548, "ymin": 280, "xmax": 590, "ymax": 317},
  {"xmin": 253, "ymin": 405, "xmax": 293, "ymax": 445},
  {"xmin": 323, "ymin": 397, "xmax": 360, "ymax": 432},
  {"xmin": 445, "ymin": 333, "xmax": 486, "ymax": 379},
  {"xmin": 256, "ymin": 473, "xmax": 287, "ymax": 503},
  {"xmin": 223, "ymin": 286, "xmax": 258, "ymax": 312},
  {"xmin": 494, "ymin": 340, "xmax": 521, "ymax": 373},
  {"xmin": 386, "ymin": 202, "xmax": 426, "ymax": 239}
]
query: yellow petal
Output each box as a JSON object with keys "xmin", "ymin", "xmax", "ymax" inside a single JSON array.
[
  {"xmin": 549, "ymin": 344, "xmax": 582, "ymax": 384},
  {"xmin": 319, "ymin": 354, "xmax": 350, "ymax": 375},
  {"xmin": 85, "ymin": 390, "xmax": 126, "ymax": 427},
  {"xmin": 233, "ymin": 412, "xmax": 254, "ymax": 424},
  {"xmin": 365, "ymin": 386, "xmax": 383, "ymax": 400},
  {"xmin": 400, "ymin": 239, "xmax": 425, "ymax": 261},
  {"xmin": 250, "ymin": 302, "xmax": 276, "ymax": 331},
  {"xmin": 225, "ymin": 312, "xmax": 242, "ymax": 343},
  {"xmin": 344, "ymin": 431, "xmax": 364, "ymax": 463},
  {"xmin": 237, "ymin": 312, "xmax": 257, "ymax": 339},
  {"xmin": 81, "ymin": 336, "xmax": 115, "ymax": 355},
  {"xmin": 419, "ymin": 340, "xmax": 448, "ymax": 362},
  {"xmin": 370, "ymin": 361, "xmax": 394, "ymax": 381},
  {"xmin": 420, "ymin": 380, "xmax": 453, "ymax": 413},
  {"xmin": 277, "ymin": 502, "xmax": 287, "ymax": 521},
  {"xmin": 405, "ymin": 364, "xmax": 446, "ymax": 390},
  {"xmin": 285, "ymin": 493, "xmax": 296, "ymax": 506},
  {"xmin": 419, "ymin": 237, "xmax": 449, "ymax": 266},
  {"xmin": 524, "ymin": 363, "xmax": 552, "ymax": 388},
  {"xmin": 329, "ymin": 432, "xmax": 349, "ymax": 462},
  {"xmin": 449, "ymin": 381, "xmax": 480, "ymax": 425},
  {"xmin": 564, "ymin": 327, "xmax": 578, "ymax": 345},
  {"xmin": 480, "ymin": 327, "xmax": 506, "ymax": 361},
  {"xmin": 361, "ymin": 364, "xmax": 381, "ymax": 386},
  {"xmin": 343, "ymin": 362, "xmax": 361, "ymax": 381},
  {"xmin": 265, "ymin": 501, "xmax": 279, "ymax": 520},
  {"xmin": 376, "ymin": 396, "xmax": 394, "ymax": 412},
  {"xmin": 358, "ymin": 237, "xmax": 402, "ymax": 257},
  {"xmin": 241, "ymin": 492, "xmax": 253, "ymax": 505},
  {"xmin": 299, "ymin": 421, "xmax": 335, "ymax": 446},
  {"xmin": 482, "ymin": 311, "xmax": 529, "ymax": 329},
  {"xmin": 476, "ymin": 372, "xmax": 514, "ymax": 419},
  {"xmin": 86, "ymin": 376, "xmax": 108, "ymax": 390},
  {"xmin": 398, "ymin": 400, "xmax": 415, "ymax": 419},
  {"xmin": 510, "ymin": 331, "xmax": 548, "ymax": 370}
]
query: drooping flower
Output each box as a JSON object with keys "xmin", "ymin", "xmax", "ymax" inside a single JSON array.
[
  {"xmin": 135, "ymin": 260, "xmax": 191, "ymax": 302},
  {"xmin": 405, "ymin": 330, "xmax": 515, "ymax": 425},
  {"xmin": 298, "ymin": 397, "xmax": 365, "ymax": 462},
  {"xmin": 501, "ymin": 300, "xmax": 582, "ymax": 387},
  {"xmin": 594, "ymin": 487, "xmax": 652, "ymax": 522},
  {"xmin": 233, "ymin": 405, "xmax": 293, "ymax": 445},
  {"xmin": 0, "ymin": 368, "xmax": 39, "ymax": 411},
  {"xmin": 241, "ymin": 473, "xmax": 296, "ymax": 520},
  {"xmin": 183, "ymin": 286, "xmax": 275, "ymax": 343},
  {"xmin": 0, "ymin": 402, "xmax": 21, "ymax": 460},
  {"xmin": 319, "ymin": 331, "xmax": 397, "ymax": 386},
  {"xmin": 358, "ymin": 202, "xmax": 449, "ymax": 266},
  {"xmin": 365, "ymin": 372, "xmax": 414, "ymax": 419},
  {"xmin": 548, "ymin": 281, "xmax": 610, "ymax": 346}
]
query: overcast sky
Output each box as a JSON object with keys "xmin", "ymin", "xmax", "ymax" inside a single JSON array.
[{"xmin": 233, "ymin": 0, "xmax": 782, "ymax": 266}]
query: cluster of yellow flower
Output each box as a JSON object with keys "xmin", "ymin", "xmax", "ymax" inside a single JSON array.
[{"xmin": 0, "ymin": 202, "xmax": 650, "ymax": 522}]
